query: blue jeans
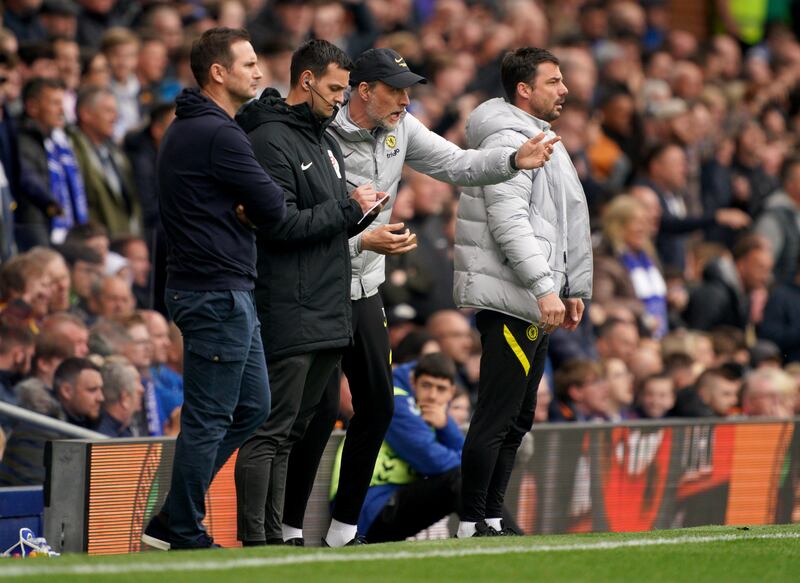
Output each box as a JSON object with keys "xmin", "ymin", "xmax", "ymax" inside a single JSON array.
[{"xmin": 164, "ymin": 288, "xmax": 270, "ymax": 548}]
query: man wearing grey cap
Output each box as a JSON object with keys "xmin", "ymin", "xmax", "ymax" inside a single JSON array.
[{"xmin": 280, "ymin": 47, "xmax": 558, "ymax": 547}]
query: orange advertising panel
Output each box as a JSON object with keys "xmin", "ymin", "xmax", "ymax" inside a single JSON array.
[
  {"xmin": 73, "ymin": 419, "xmax": 799, "ymax": 554},
  {"xmin": 86, "ymin": 442, "xmax": 240, "ymax": 555},
  {"xmin": 726, "ymin": 422, "xmax": 794, "ymax": 524}
]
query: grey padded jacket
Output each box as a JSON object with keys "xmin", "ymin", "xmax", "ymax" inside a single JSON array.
[
  {"xmin": 453, "ymin": 98, "xmax": 593, "ymax": 324},
  {"xmin": 328, "ymin": 103, "xmax": 519, "ymax": 300}
]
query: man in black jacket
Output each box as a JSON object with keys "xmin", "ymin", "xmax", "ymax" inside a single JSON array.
[
  {"xmin": 684, "ymin": 233, "xmax": 773, "ymax": 332},
  {"xmin": 141, "ymin": 27, "xmax": 286, "ymax": 551},
  {"xmin": 0, "ymin": 50, "xmax": 56, "ymax": 255},
  {"xmin": 233, "ymin": 39, "xmax": 378, "ymax": 548}
]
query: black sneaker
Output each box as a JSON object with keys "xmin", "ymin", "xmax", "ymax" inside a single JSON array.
[
  {"xmin": 321, "ymin": 535, "xmax": 366, "ymax": 547},
  {"xmin": 284, "ymin": 538, "xmax": 305, "ymax": 546},
  {"xmin": 142, "ymin": 513, "xmax": 171, "ymax": 551},
  {"xmin": 498, "ymin": 523, "xmax": 521, "ymax": 536},
  {"xmin": 472, "ymin": 522, "xmax": 500, "ymax": 537}
]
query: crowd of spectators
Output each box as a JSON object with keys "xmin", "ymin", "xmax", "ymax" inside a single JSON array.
[{"xmin": 0, "ymin": 0, "xmax": 799, "ymax": 489}]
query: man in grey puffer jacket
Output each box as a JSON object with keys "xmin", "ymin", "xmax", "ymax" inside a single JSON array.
[
  {"xmin": 280, "ymin": 47, "xmax": 557, "ymax": 547},
  {"xmin": 454, "ymin": 47, "xmax": 592, "ymax": 538}
]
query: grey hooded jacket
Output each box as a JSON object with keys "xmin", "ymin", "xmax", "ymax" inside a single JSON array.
[
  {"xmin": 453, "ymin": 98, "xmax": 592, "ymax": 324},
  {"xmin": 328, "ymin": 103, "xmax": 519, "ymax": 300},
  {"xmin": 754, "ymin": 189, "xmax": 800, "ymax": 285}
]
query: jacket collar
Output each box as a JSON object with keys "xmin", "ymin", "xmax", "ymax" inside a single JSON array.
[
  {"xmin": 330, "ymin": 103, "xmax": 383, "ymax": 143},
  {"xmin": 510, "ymin": 104, "xmax": 551, "ymax": 133},
  {"xmin": 237, "ymin": 88, "xmax": 333, "ymax": 142}
]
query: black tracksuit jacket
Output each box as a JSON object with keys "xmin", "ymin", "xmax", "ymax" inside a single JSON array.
[{"xmin": 237, "ymin": 89, "xmax": 368, "ymax": 360}]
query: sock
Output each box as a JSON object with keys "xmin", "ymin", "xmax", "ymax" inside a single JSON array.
[
  {"xmin": 457, "ymin": 521, "xmax": 477, "ymax": 538},
  {"xmin": 324, "ymin": 519, "xmax": 357, "ymax": 547},
  {"xmin": 485, "ymin": 518, "xmax": 502, "ymax": 531},
  {"xmin": 282, "ymin": 524, "xmax": 303, "ymax": 542}
]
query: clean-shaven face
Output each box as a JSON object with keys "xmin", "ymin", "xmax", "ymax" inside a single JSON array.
[
  {"xmin": 225, "ymin": 40, "xmax": 263, "ymax": 106},
  {"xmin": 308, "ymin": 63, "xmax": 350, "ymax": 119}
]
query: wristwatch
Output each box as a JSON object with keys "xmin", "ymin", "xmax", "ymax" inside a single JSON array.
[{"xmin": 509, "ymin": 152, "xmax": 519, "ymax": 171}]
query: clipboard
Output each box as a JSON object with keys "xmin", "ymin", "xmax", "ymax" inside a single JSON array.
[{"xmin": 358, "ymin": 193, "xmax": 391, "ymax": 224}]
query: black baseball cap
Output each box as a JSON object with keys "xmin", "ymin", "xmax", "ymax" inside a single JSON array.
[{"xmin": 350, "ymin": 48, "xmax": 427, "ymax": 89}]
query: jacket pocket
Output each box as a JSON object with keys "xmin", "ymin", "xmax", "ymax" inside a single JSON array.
[
  {"xmin": 535, "ymin": 236, "xmax": 553, "ymax": 263},
  {"xmin": 530, "ymin": 215, "xmax": 557, "ymax": 265}
]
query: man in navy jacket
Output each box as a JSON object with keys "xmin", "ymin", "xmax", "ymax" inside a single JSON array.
[{"xmin": 142, "ymin": 27, "xmax": 286, "ymax": 551}]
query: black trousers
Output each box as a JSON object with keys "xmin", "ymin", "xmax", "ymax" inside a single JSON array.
[
  {"xmin": 281, "ymin": 368, "xmax": 340, "ymax": 529},
  {"xmin": 234, "ymin": 349, "xmax": 341, "ymax": 542},
  {"xmin": 366, "ymin": 468, "xmax": 522, "ymax": 542},
  {"xmin": 282, "ymin": 293, "xmax": 394, "ymax": 529},
  {"xmin": 366, "ymin": 468, "xmax": 461, "ymax": 543},
  {"xmin": 460, "ymin": 309, "xmax": 549, "ymax": 522}
]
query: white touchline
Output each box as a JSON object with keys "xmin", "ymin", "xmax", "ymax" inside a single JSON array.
[{"xmin": 1, "ymin": 532, "xmax": 798, "ymax": 579}]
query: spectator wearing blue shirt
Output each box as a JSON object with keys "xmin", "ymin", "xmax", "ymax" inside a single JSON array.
[
  {"xmin": 330, "ymin": 353, "xmax": 463, "ymax": 542},
  {"xmin": 142, "ymin": 310, "xmax": 183, "ymax": 431}
]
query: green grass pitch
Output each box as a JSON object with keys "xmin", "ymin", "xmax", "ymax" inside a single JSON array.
[{"xmin": 1, "ymin": 524, "xmax": 798, "ymax": 582}]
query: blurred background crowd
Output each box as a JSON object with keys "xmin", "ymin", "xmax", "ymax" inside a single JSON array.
[{"xmin": 0, "ymin": 0, "xmax": 799, "ymax": 487}]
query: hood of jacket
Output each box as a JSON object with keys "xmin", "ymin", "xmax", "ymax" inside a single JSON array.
[
  {"xmin": 174, "ymin": 87, "xmax": 232, "ymax": 123},
  {"xmin": 236, "ymin": 88, "xmax": 333, "ymax": 141},
  {"xmin": 465, "ymin": 97, "xmax": 550, "ymax": 149}
]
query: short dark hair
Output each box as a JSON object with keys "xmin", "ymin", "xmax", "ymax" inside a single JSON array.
[
  {"xmin": 638, "ymin": 373, "xmax": 674, "ymax": 398},
  {"xmin": 52, "ymin": 357, "xmax": 100, "ymax": 396},
  {"xmin": 109, "ymin": 234, "xmax": 146, "ymax": 257},
  {"xmin": 23, "ymin": 77, "xmax": 65, "ymax": 106},
  {"xmin": 148, "ymin": 102, "xmax": 176, "ymax": 127},
  {"xmin": 190, "ymin": 27, "xmax": 251, "ymax": 88},
  {"xmin": 413, "ymin": 352, "xmax": 456, "ymax": 383},
  {"xmin": 695, "ymin": 366, "xmax": 739, "ymax": 391},
  {"xmin": 289, "ymin": 39, "xmax": 353, "ymax": 87},
  {"xmin": 56, "ymin": 243, "xmax": 103, "ymax": 268},
  {"xmin": 0, "ymin": 321, "xmax": 35, "ymax": 355},
  {"xmin": 0, "ymin": 49, "xmax": 19, "ymax": 68},
  {"xmin": 554, "ymin": 359, "xmax": 602, "ymax": 403},
  {"xmin": 732, "ymin": 232, "xmax": 769, "ymax": 261},
  {"xmin": 64, "ymin": 220, "xmax": 109, "ymax": 245},
  {"xmin": 780, "ymin": 156, "xmax": 800, "ymax": 184},
  {"xmin": 394, "ymin": 330, "xmax": 436, "ymax": 365},
  {"xmin": 662, "ymin": 351, "xmax": 694, "ymax": 373},
  {"xmin": 32, "ymin": 330, "xmax": 75, "ymax": 375},
  {"xmin": 18, "ymin": 41, "xmax": 55, "ymax": 66},
  {"xmin": 643, "ymin": 141, "xmax": 683, "ymax": 171},
  {"xmin": 596, "ymin": 317, "xmax": 636, "ymax": 340},
  {"xmin": 500, "ymin": 47, "xmax": 559, "ymax": 103}
]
